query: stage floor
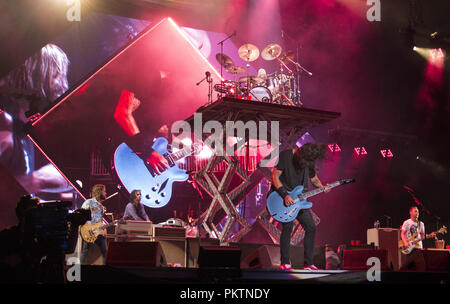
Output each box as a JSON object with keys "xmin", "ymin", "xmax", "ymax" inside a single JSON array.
[{"xmin": 76, "ymin": 265, "xmax": 450, "ymax": 285}]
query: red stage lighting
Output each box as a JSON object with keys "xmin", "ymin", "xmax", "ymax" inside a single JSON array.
[
  {"xmin": 328, "ymin": 144, "xmax": 341, "ymax": 152},
  {"xmin": 380, "ymin": 149, "xmax": 393, "ymax": 158},
  {"xmin": 354, "ymin": 147, "xmax": 367, "ymax": 156}
]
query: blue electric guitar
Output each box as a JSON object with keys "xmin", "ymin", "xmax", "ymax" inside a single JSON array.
[
  {"xmin": 267, "ymin": 179, "xmax": 355, "ymax": 222},
  {"xmin": 113, "ymin": 137, "xmax": 200, "ymax": 208}
]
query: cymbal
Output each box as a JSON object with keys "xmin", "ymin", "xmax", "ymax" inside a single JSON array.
[
  {"xmin": 261, "ymin": 43, "xmax": 282, "ymax": 60},
  {"xmin": 238, "ymin": 75, "xmax": 264, "ymax": 84},
  {"xmin": 238, "ymin": 44, "xmax": 260, "ymax": 62},
  {"xmin": 216, "ymin": 53, "xmax": 234, "ymax": 68},
  {"xmin": 280, "ymin": 50, "xmax": 295, "ymax": 63},
  {"xmin": 226, "ymin": 65, "xmax": 245, "ymax": 74}
]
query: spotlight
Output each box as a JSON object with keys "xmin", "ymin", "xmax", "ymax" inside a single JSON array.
[{"xmin": 75, "ymin": 180, "xmax": 83, "ymax": 188}]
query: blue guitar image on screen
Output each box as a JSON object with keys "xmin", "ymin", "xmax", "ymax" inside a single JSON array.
[
  {"xmin": 113, "ymin": 137, "xmax": 200, "ymax": 208},
  {"xmin": 267, "ymin": 179, "xmax": 355, "ymax": 223}
]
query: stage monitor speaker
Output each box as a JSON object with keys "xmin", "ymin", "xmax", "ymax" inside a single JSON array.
[
  {"xmin": 342, "ymin": 249, "xmax": 389, "ymax": 270},
  {"xmin": 158, "ymin": 239, "xmax": 186, "ymax": 267},
  {"xmin": 240, "ymin": 245, "xmax": 280, "ymax": 269},
  {"xmin": 106, "ymin": 241, "xmax": 164, "ymax": 267},
  {"xmin": 290, "ymin": 246, "xmax": 326, "ymax": 269},
  {"xmin": 423, "ymin": 249, "xmax": 449, "ymax": 271},
  {"xmin": 198, "ymin": 246, "xmax": 241, "ymax": 268}
]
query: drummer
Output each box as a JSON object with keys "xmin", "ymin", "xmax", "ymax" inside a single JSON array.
[{"xmin": 257, "ymin": 68, "xmax": 268, "ymax": 82}]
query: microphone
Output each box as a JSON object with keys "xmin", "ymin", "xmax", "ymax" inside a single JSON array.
[
  {"xmin": 197, "ymin": 71, "xmax": 211, "ymax": 85},
  {"xmin": 281, "ymin": 30, "xmax": 284, "ymax": 38}
]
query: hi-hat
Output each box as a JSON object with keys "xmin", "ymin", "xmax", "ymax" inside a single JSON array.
[
  {"xmin": 261, "ymin": 43, "xmax": 282, "ymax": 60},
  {"xmin": 216, "ymin": 53, "xmax": 234, "ymax": 68},
  {"xmin": 226, "ymin": 65, "xmax": 245, "ymax": 75},
  {"xmin": 238, "ymin": 44, "xmax": 260, "ymax": 62}
]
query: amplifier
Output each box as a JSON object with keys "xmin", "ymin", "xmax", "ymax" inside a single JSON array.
[
  {"xmin": 342, "ymin": 249, "xmax": 389, "ymax": 270},
  {"xmin": 153, "ymin": 225, "xmax": 186, "ymax": 239},
  {"xmin": 118, "ymin": 220, "xmax": 153, "ymax": 235}
]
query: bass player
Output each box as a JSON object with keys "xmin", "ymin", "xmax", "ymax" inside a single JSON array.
[{"xmin": 400, "ymin": 206, "xmax": 435, "ymax": 271}]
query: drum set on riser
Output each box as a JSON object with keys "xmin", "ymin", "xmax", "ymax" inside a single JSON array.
[{"xmin": 215, "ymin": 43, "xmax": 309, "ymax": 106}]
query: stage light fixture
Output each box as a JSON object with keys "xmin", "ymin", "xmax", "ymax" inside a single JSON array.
[
  {"xmin": 354, "ymin": 147, "xmax": 367, "ymax": 156},
  {"xmin": 328, "ymin": 144, "xmax": 341, "ymax": 152},
  {"xmin": 380, "ymin": 149, "xmax": 393, "ymax": 158}
]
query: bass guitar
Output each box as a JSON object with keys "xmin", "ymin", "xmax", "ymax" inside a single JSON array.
[
  {"xmin": 80, "ymin": 216, "xmax": 131, "ymax": 243},
  {"xmin": 399, "ymin": 226, "xmax": 447, "ymax": 255},
  {"xmin": 113, "ymin": 137, "xmax": 201, "ymax": 208},
  {"xmin": 267, "ymin": 179, "xmax": 355, "ymax": 223}
]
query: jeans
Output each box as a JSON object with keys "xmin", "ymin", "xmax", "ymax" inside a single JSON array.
[
  {"xmin": 280, "ymin": 208, "xmax": 316, "ymax": 266},
  {"xmin": 80, "ymin": 235, "xmax": 107, "ymax": 265}
]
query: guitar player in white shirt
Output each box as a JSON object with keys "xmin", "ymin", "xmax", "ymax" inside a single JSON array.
[{"xmin": 400, "ymin": 206, "xmax": 435, "ymax": 271}]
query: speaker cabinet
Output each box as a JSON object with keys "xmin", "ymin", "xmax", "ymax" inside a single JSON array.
[
  {"xmin": 342, "ymin": 249, "xmax": 389, "ymax": 270},
  {"xmin": 423, "ymin": 249, "xmax": 450, "ymax": 270},
  {"xmin": 106, "ymin": 241, "xmax": 163, "ymax": 266},
  {"xmin": 367, "ymin": 228, "xmax": 401, "ymax": 271},
  {"xmin": 198, "ymin": 246, "xmax": 241, "ymax": 268},
  {"xmin": 240, "ymin": 245, "xmax": 280, "ymax": 269},
  {"xmin": 158, "ymin": 240, "xmax": 186, "ymax": 267}
]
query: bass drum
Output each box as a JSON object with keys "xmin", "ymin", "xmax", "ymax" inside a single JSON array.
[{"xmin": 249, "ymin": 86, "xmax": 272, "ymax": 103}]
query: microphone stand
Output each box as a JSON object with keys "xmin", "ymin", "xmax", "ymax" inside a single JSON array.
[
  {"xmin": 404, "ymin": 187, "xmax": 441, "ymax": 230},
  {"xmin": 196, "ymin": 72, "xmax": 213, "ymax": 104},
  {"xmin": 188, "ymin": 173, "xmax": 204, "ymax": 264},
  {"xmin": 196, "ymin": 76, "xmax": 208, "ymax": 86},
  {"xmin": 281, "ymin": 29, "xmax": 312, "ymax": 105},
  {"xmin": 217, "ymin": 31, "xmax": 236, "ymax": 99}
]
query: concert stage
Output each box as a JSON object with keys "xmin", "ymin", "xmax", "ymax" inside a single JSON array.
[
  {"xmin": 1, "ymin": 1, "xmax": 450, "ymax": 293},
  {"xmin": 74, "ymin": 236, "xmax": 450, "ymax": 286}
]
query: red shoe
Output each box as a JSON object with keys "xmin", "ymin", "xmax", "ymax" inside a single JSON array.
[
  {"xmin": 303, "ymin": 265, "xmax": 320, "ymax": 271},
  {"xmin": 279, "ymin": 264, "xmax": 292, "ymax": 270}
]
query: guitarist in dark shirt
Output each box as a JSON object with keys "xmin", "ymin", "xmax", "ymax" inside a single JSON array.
[{"xmin": 270, "ymin": 143, "xmax": 330, "ymax": 270}]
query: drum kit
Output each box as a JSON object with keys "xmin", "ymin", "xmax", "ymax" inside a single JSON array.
[{"xmin": 214, "ymin": 43, "xmax": 307, "ymax": 106}]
